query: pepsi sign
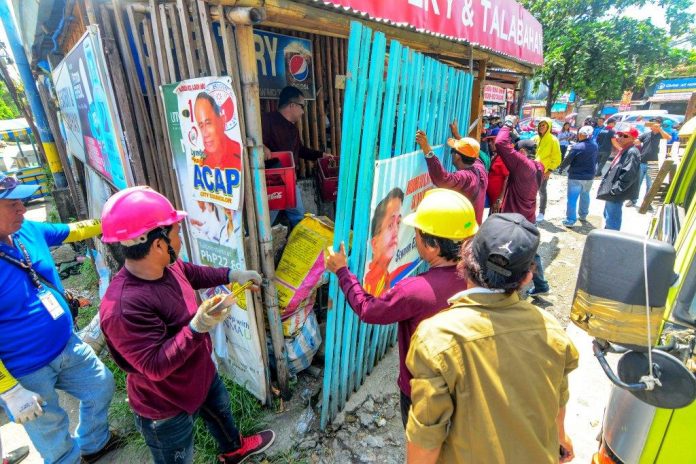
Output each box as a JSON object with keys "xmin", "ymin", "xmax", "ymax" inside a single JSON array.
[{"xmin": 253, "ymin": 30, "xmax": 316, "ymax": 100}]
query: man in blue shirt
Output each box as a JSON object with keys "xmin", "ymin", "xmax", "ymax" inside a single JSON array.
[
  {"xmin": 558, "ymin": 126, "xmax": 598, "ymax": 227},
  {"xmin": 0, "ymin": 173, "xmax": 116, "ymax": 464}
]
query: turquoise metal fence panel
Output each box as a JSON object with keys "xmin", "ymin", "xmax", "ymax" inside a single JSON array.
[{"xmin": 320, "ymin": 21, "xmax": 474, "ymax": 429}]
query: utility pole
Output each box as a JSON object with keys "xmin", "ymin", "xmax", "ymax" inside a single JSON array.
[{"xmin": 0, "ymin": 0, "xmax": 66, "ymax": 189}]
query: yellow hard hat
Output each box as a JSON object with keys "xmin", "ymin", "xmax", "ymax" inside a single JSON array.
[{"xmin": 403, "ymin": 188, "xmax": 478, "ymax": 240}]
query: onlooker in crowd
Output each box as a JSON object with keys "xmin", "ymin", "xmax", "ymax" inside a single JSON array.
[
  {"xmin": 534, "ymin": 117, "xmax": 561, "ymax": 222},
  {"xmin": 558, "ymin": 122, "xmax": 574, "ymax": 160},
  {"xmin": 261, "ymin": 86, "xmax": 332, "ymax": 226},
  {"xmin": 324, "ymin": 189, "xmax": 478, "ymax": 428},
  {"xmin": 99, "ymin": 187, "xmax": 273, "ymax": 464},
  {"xmin": 626, "ymin": 117, "xmax": 672, "ymax": 208},
  {"xmin": 595, "ymin": 119, "xmax": 617, "ymax": 177},
  {"xmin": 486, "ymin": 152, "xmax": 510, "ymax": 214},
  {"xmin": 494, "ymin": 117, "xmax": 550, "ymax": 296},
  {"xmin": 662, "ymin": 119, "xmax": 679, "ymax": 146},
  {"xmin": 416, "ymin": 129, "xmax": 488, "ymax": 224},
  {"xmin": 592, "ymin": 117, "xmax": 605, "ymax": 142},
  {"xmin": 558, "ymin": 126, "xmax": 598, "ymax": 227},
  {"xmin": 597, "ymin": 126, "xmax": 641, "ymax": 230},
  {"xmin": 405, "ymin": 213, "xmax": 578, "ymax": 464},
  {"xmin": 0, "ymin": 173, "xmax": 116, "ymax": 464}
]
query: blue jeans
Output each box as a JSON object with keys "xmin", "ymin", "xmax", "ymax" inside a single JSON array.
[
  {"xmin": 566, "ymin": 179, "xmax": 593, "ymax": 223},
  {"xmin": 0, "ymin": 334, "xmax": 114, "ymax": 464},
  {"xmin": 604, "ymin": 200, "xmax": 623, "ymax": 230},
  {"xmin": 134, "ymin": 374, "xmax": 241, "ymax": 464},
  {"xmin": 632, "ymin": 163, "xmax": 652, "ymax": 203},
  {"xmin": 532, "ymin": 253, "xmax": 549, "ymax": 291},
  {"xmin": 270, "ymin": 185, "xmax": 305, "ymax": 227}
]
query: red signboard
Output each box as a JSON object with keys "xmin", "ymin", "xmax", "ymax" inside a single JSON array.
[
  {"xmin": 484, "ymin": 84, "xmax": 506, "ymax": 103},
  {"xmin": 316, "ymin": 0, "xmax": 543, "ymax": 66},
  {"xmin": 506, "ymin": 88, "xmax": 515, "ymax": 102}
]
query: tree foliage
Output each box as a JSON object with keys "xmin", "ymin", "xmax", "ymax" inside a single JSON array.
[
  {"xmin": 520, "ymin": 0, "xmax": 696, "ymax": 114},
  {"xmin": 0, "ymin": 81, "xmax": 20, "ymax": 119}
]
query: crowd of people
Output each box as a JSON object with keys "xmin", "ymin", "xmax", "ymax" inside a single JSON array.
[{"xmin": 0, "ymin": 102, "xmax": 673, "ymax": 464}]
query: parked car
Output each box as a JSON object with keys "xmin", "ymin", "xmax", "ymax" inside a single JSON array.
[
  {"xmin": 517, "ymin": 117, "xmax": 565, "ymax": 140},
  {"xmin": 604, "ymin": 110, "xmax": 683, "ymax": 126}
]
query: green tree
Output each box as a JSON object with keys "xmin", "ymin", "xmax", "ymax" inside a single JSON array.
[
  {"xmin": 0, "ymin": 80, "xmax": 20, "ymax": 119},
  {"xmin": 520, "ymin": 0, "xmax": 695, "ymax": 115}
]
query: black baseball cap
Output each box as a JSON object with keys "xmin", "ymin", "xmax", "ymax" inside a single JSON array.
[{"xmin": 472, "ymin": 213, "xmax": 540, "ymax": 283}]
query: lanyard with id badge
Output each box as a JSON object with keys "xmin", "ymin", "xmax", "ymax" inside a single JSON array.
[{"xmin": 0, "ymin": 239, "xmax": 66, "ymax": 320}]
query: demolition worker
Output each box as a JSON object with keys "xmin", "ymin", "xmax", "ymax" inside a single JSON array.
[
  {"xmin": 405, "ymin": 213, "xmax": 578, "ymax": 464},
  {"xmin": 494, "ymin": 116, "xmax": 550, "ymax": 297},
  {"xmin": 99, "ymin": 187, "xmax": 274, "ymax": 464},
  {"xmin": 324, "ymin": 189, "xmax": 478, "ymax": 428},
  {"xmin": 0, "ymin": 172, "xmax": 116, "ymax": 464},
  {"xmin": 261, "ymin": 86, "xmax": 333, "ymax": 226},
  {"xmin": 416, "ymin": 129, "xmax": 488, "ymax": 224}
]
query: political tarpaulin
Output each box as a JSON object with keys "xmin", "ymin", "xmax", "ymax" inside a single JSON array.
[
  {"xmin": 254, "ymin": 30, "xmax": 316, "ymax": 100},
  {"xmin": 173, "ymin": 76, "xmax": 244, "ymax": 211},
  {"xmin": 52, "ymin": 25, "xmax": 131, "ymax": 190},
  {"xmin": 363, "ymin": 149, "xmax": 442, "ymax": 296},
  {"xmin": 161, "ymin": 83, "xmax": 266, "ymax": 402}
]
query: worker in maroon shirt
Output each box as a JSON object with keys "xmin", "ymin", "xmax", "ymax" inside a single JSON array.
[
  {"xmin": 261, "ymin": 86, "xmax": 333, "ymax": 226},
  {"xmin": 494, "ymin": 116, "xmax": 551, "ymax": 297},
  {"xmin": 416, "ymin": 129, "xmax": 488, "ymax": 224},
  {"xmin": 98, "ymin": 187, "xmax": 274, "ymax": 464},
  {"xmin": 324, "ymin": 189, "xmax": 478, "ymax": 428}
]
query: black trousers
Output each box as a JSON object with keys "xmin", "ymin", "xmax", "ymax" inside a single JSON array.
[
  {"xmin": 539, "ymin": 177, "xmax": 549, "ymax": 215},
  {"xmin": 596, "ymin": 151, "xmax": 611, "ymax": 176},
  {"xmin": 400, "ymin": 391, "xmax": 412, "ymax": 429}
]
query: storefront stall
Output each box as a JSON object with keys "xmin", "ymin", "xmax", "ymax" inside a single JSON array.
[{"xmin": 16, "ymin": 0, "xmax": 543, "ymax": 426}]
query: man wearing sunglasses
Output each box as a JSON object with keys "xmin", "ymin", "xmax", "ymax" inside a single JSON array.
[
  {"xmin": 261, "ymin": 86, "xmax": 333, "ymax": 226},
  {"xmin": 0, "ymin": 173, "xmax": 118, "ymax": 463},
  {"xmin": 597, "ymin": 126, "xmax": 641, "ymax": 230}
]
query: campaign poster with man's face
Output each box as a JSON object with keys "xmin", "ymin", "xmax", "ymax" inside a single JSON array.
[
  {"xmin": 363, "ymin": 150, "xmax": 437, "ymax": 297},
  {"xmin": 175, "ymin": 77, "xmax": 244, "ymax": 210}
]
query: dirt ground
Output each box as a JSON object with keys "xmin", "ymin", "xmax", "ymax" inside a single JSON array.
[{"xmin": 2, "ymin": 173, "xmax": 653, "ymax": 463}]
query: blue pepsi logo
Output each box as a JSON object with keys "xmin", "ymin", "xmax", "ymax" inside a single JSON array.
[{"xmin": 289, "ymin": 54, "xmax": 309, "ymax": 82}]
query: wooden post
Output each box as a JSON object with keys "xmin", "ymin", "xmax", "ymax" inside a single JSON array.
[
  {"xmin": 218, "ymin": 10, "xmax": 272, "ymax": 405},
  {"xmin": 233, "ymin": 16, "xmax": 290, "ymax": 398},
  {"xmin": 468, "ymin": 59, "xmax": 487, "ymax": 138}
]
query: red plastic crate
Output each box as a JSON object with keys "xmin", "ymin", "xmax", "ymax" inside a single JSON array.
[
  {"xmin": 265, "ymin": 151, "xmax": 297, "ymax": 210},
  {"xmin": 317, "ymin": 157, "xmax": 339, "ymax": 202}
]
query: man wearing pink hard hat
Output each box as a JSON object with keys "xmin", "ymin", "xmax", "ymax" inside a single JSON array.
[{"xmin": 99, "ymin": 186, "xmax": 274, "ymax": 464}]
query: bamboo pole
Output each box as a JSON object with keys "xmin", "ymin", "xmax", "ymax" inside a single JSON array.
[
  {"xmin": 167, "ymin": 3, "xmax": 188, "ymax": 80},
  {"xmin": 325, "ymin": 37, "xmax": 337, "ymax": 155},
  {"xmin": 217, "ymin": 10, "xmax": 272, "ymax": 406},
  {"xmin": 176, "ymin": 0, "xmax": 198, "ymax": 78},
  {"xmin": 159, "ymin": 4, "xmax": 177, "ymax": 83},
  {"xmin": 332, "ymin": 37, "xmax": 342, "ymax": 156},
  {"xmin": 100, "ymin": 4, "xmax": 154, "ymax": 187},
  {"xmin": 314, "ymin": 36, "xmax": 327, "ymax": 150},
  {"xmin": 189, "ymin": 0, "xmax": 208, "ymax": 75},
  {"xmin": 233, "ymin": 19, "xmax": 290, "ymax": 398},
  {"xmin": 197, "ymin": 0, "xmax": 221, "ymax": 76}
]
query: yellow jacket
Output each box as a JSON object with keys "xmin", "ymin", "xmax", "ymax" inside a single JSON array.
[{"xmin": 535, "ymin": 117, "xmax": 562, "ymax": 172}]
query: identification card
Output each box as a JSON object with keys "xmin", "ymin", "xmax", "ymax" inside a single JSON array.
[{"xmin": 38, "ymin": 289, "xmax": 65, "ymax": 320}]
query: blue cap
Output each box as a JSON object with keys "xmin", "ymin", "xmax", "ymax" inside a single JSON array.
[{"xmin": 0, "ymin": 172, "xmax": 39, "ymax": 200}]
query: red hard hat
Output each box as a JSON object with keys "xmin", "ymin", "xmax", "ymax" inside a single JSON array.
[{"xmin": 101, "ymin": 186, "xmax": 187, "ymax": 245}]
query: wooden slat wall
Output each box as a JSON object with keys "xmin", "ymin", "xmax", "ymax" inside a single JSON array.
[{"xmin": 257, "ymin": 27, "xmax": 347, "ymax": 177}]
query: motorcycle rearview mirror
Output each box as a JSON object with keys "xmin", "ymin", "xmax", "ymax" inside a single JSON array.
[{"xmin": 594, "ymin": 340, "xmax": 696, "ymax": 409}]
